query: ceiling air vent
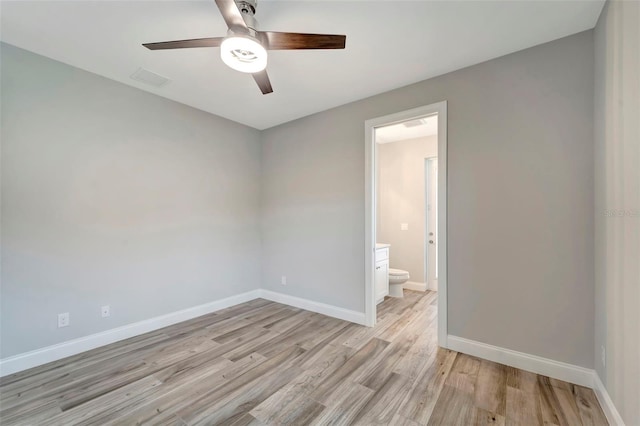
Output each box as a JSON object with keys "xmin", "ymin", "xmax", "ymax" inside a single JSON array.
[
  {"xmin": 403, "ymin": 119, "xmax": 425, "ymax": 128},
  {"xmin": 130, "ymin": 68, "xmax": 170, "ymax": 87}
]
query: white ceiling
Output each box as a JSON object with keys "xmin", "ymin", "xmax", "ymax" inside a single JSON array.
[
  {"xmin": 376, "ymin": 116, "xmax": 438, "ymax": 144},
  {"xmin": 0, "ymin": 0, "xmax": 604, "ymax": 130}
]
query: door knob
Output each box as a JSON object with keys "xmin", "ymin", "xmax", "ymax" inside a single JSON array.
[
  {"xmin": 429, "ymin": 240, "xmax": 434, "ymax": 244},
  {"xmin": 429, "ymin": 232, "xmax": 434, "ymax": 236}
]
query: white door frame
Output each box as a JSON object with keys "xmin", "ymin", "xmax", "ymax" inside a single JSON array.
[{"xmin": 364, "ymin": 101, "xmax": 448, "ymax": 348}]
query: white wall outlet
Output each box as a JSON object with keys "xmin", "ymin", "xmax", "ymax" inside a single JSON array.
[
  {"xmin": 101, "ymin": 305, "xmax": 110, "ymax": 318},
  {"xmin": 601, "ymin": 345, "xmax": 606, "ymax": 367},
  {"xmin": 401, "ymin": 223, "xmax": 409, "ymax": 231},
  {"xmin": 281, "ymin": 276, "xmax": 287, "ymax": 286},
  {"xmin": 58, "ymin": 312, "xmax": 70, "ymax": 328}
]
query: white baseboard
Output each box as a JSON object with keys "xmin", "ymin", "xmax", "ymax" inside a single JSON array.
[
  {"xmin": 0, "ymin": 288, "xmax": 367, "ymax": 378},
  {"xmin": 1, "ymin": 292, "xmax": 626, "ymax": 426},
  {"xmin": 447, "ymin": 335, "xmax": 627, "ymax": 422},
  {"xmin": 404, "ymin": 281, "xmax": 427, "ymax": 292},
  {"xmin": 0, "ymin": 290, "xmax": 261, "ymax": 377},
  {"xmin": 447, "ymin": 335, "xmax": 594, "ymax": 388},
  {"xmin": 258, "ymin": 290, "xmax": 366, "ymax": 325},
  {"xmin": 593, "ymin": 372, "xmax": 626, "ymax": 426}
]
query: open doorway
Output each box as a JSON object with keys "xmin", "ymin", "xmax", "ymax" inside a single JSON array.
[{"xmin": 364, "ymin": 102, "xmax": 448, "ymax": 348}]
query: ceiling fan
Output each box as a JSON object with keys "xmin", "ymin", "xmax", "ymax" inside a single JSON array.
[{"xmin": 143, "ymin": 0, "xmax": 346, "ymax": 95}]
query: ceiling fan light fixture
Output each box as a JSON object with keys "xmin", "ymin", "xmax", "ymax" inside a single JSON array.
[
  {"xmin": 144, "ymin": 0, "xmax": 346, "ymax": 94},
  {"xmin": 220, "ymin": 35, "xmax": 267, "ymax": 74}
]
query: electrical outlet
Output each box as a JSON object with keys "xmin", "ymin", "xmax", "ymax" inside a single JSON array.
[
  {"xmin": 58, "ymin": 312, "xmax": 70, "ymax": 328},
  {"xmin": 601, "ymin": 345, "xmax": 606, "ymax": 367},
  {"xmin": 281, "ymin": 276, "xmax": 287, "ymax": 286},
  {"xmin": 400, "ymin": 223, "xmax": 409, "ymax": 231},
  {"xmin": 101, "ymin": 305, "xmax": 110, "ymax": 318}
]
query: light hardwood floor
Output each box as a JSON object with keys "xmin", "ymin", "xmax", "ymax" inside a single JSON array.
[{"xmin": 0, "ymin": 290, "xmax": 607, "ymax": 425}]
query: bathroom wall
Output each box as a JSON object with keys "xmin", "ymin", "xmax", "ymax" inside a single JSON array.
[
  {"xmin": 377, "ymin": 136, "xmax": 437, "ymax": 287},
  {"xmin": 593, "ymin": 0, "xmax": 640, "ymax": 423},
  {"xmin": 1, "ymin": 43, "xmax": 262, "ymax": 358}
]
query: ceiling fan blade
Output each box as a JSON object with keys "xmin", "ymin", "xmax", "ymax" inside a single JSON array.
[
  {"xmin": 143, "ymin": 37, "xmax": 225, "ymax": 50},
  {"xmin": 252, "ymin": 70, "xmax": 273, "ymax": 95},
  {"xmin": 260, "ymin": 32, "xmax": 346, "ymax": 50},
  {"xmin": 215, "ymin": 0, "xmax": 248, "ymax": 30}
]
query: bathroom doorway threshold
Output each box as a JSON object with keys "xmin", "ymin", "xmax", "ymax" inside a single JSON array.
[{"xmin": 364, "ymin": 101, "xmax": 448, "ymax": 348}]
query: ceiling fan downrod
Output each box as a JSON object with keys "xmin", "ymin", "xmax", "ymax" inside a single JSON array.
[{"xmin": 235, "ymin": 0, "xmax": 258, "ymax": 35}]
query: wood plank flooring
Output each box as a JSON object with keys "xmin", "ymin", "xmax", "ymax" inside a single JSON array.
[{"xmin": 0, "ymin": 290, "xmax": 608, "ymax": 425}]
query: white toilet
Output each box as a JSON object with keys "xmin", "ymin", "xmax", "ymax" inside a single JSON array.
[{"xmin": 388, "ymin": 268, "xmax": 410, "ymax": 298}]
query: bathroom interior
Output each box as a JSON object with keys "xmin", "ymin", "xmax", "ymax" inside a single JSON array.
[{"xmin": 375, "ymin": 114, "xmax": 439, "ymax": 317}]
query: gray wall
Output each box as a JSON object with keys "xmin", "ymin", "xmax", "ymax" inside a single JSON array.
[
  {"xmin": 262, "ymin": 31, "xmax": 595, "ymax": 367},
  {"xmin": 0, "ymin": 43, "xmax": 262, "ymax": 358},
  {"xmin": 377, "ymin": 136, "xmax": 437, "ymax": 284},
  {"xmin": 1, "ymin": 28, "xmax": 601, "ymax": 374},
  {"xmin": 594, "ymin": 0, "xmax": 640, "ymax": 423}
]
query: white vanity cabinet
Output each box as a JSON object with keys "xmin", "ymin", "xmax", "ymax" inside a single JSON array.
[{"xmin": 375, "ymin": 245, "xmax": 390, "ymax": 304}]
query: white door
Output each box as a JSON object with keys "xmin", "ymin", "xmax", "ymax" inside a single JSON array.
[{"xmin": 426, "ymin": 158, "xmax": 438, "ymax": 291}]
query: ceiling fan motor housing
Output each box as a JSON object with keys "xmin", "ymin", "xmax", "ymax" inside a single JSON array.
[{"xmin": 236, "ymin": 0, "xmax": 259, "ymax": 34}]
